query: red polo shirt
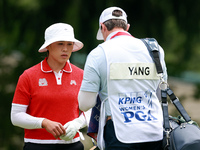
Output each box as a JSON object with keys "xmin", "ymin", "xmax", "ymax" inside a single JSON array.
[{"xmin": 12, "ymin": 58, "xmax": 83, "ymax": 143}]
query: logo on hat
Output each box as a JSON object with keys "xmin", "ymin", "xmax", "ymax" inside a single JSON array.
[{"xmin": 39, "ymin": 78, "xmax": 48, "ymax": 86}]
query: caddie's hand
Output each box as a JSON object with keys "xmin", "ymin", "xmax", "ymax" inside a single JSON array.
[{"xmin": 42, "ymin": 119, "xmax": 66, "ymax": 139}]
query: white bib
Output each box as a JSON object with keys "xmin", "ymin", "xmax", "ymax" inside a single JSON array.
[{"xmin": 101, "ymin": 36, "xmax": 163, "ymax": 144}]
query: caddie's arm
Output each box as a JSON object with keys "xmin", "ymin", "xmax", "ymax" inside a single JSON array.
[{"xmin": 78, "ymin": 91, "xmax": 97, "ymax": 111}]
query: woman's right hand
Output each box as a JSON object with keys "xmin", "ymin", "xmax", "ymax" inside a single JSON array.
[{"xmin": 42, "ymin": 119, "xmax": 66, "ymax": 139}]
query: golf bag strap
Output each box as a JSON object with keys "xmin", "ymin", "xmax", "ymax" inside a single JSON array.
[
  {"xmin": 141, "ymin": 38, "xmax": 170, "ymax": 130},
  {"xmin": 161, "ymin": 89, "xmax": 171, "ymax": 130},
  {"xmin": 141, "ymin": 38, "xmax": 163, "ymax": 74},
  {"xmin": 142, "ymin": 38, "xmax": 191, "ymax": 123},
  {"xmin": 166, "ymin": 88, "xmax": 191, "ymax": 122}
]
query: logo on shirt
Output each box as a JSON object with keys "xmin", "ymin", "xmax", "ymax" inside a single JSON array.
[
  {"xmin": 70, "ymin": 80, "xmax": 77, "ymax": 85},
  {"xmin": 39, "ymin": 78, "xmax": 48, "ymax": 86}
]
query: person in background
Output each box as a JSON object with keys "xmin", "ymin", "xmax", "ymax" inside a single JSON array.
[
  {"xmin": 11, "ymin": 23, "xmax": 90, "ymax": 150},
  {"xmin": 78, "ymin": 7, "xmax": 167, "ymax": 150}
]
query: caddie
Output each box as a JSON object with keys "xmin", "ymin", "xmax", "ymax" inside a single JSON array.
[{"xmin": 78, "ymin": 6, "xmax": 168, "ymax": 150}]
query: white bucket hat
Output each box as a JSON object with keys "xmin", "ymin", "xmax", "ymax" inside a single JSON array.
[
  {"xmin": 39, "ymin": 23, "xmax": 83, "ymax": 52},
  {"xmin": 96, "ymin": 7, "xmax": 128, "ymax": 40}
]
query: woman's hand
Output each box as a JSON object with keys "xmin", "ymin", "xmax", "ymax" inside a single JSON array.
[{"xmin": 42, "ymin": 119, "xmax": 66, "ymax": 139}]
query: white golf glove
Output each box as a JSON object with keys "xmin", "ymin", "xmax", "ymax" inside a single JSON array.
[{"xmin": 60, "ymin": 112, "xmax": 87, "ymax": 141}]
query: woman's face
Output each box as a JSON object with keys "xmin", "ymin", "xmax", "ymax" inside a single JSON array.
[{"xmin": 47, "ymin": 41, "xmax": 74, "ymax": 64}]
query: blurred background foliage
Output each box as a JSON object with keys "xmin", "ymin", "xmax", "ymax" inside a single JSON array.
[{"xmin": 1, "ymin": 0, "xmax": 200, "ymax": 149}]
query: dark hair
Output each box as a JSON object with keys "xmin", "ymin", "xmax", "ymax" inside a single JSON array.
[{"xmin": 103, "ymin": 9, "xmax": 127, "ymax": 31}]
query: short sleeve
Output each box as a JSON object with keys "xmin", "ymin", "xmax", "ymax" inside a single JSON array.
[
  {"xmin": 80, "ymin": 47, "xmax": 105, "ymax": 92},
  {"xmin": 12, "ymin": 71, "xmax": 31, "ymax": 105}
]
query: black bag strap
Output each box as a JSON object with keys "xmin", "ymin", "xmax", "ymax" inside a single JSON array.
[
  {"xmin": 161, "ymin": 89, "xmax": 171, "ymax": 130},
  {"xmin": 141, "ymin": 38, "xmax": 191, "ymax": 123},
  {"xmin": 166, "ymin": 88, "xmax": 191, "ymax": 122},
  {"xmin": 141, "ymin": 38, "xmax": 163, "ymax": 74}
]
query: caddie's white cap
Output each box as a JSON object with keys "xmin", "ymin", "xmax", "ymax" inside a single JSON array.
[
  {"xmin": 39, "ymin": 23, "xmax": 83, "ymax": 52},
  {"xmin": 96, "ymin": 7, "xmax": 128, "ymax": 40}
]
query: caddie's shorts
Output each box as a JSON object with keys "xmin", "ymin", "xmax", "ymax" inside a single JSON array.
[
  {"xmin": 104, "ymin": 119, "xmax": 162, "ymax": 150},
  {"xmin": 23, "ymin": 141, "xmax": 84, "ymax": 150}
]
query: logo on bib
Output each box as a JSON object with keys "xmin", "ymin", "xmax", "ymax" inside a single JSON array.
[
  {"xmin": 121, "ymin": 110, "xmax": 157, "ymax": 123},
  {"xmin": 118, "ymin": 91, "xmax": 158, "ymax": 123}
]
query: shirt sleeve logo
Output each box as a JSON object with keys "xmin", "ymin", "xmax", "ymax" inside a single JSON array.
[{"xmin": 39, "ymin": 78, "xmax": 48, "ymax": 86}]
